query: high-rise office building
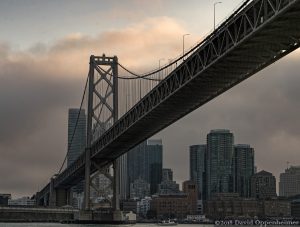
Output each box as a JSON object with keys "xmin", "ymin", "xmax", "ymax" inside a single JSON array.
[
  {"xmin": 279, "ymin": 166, "xmax": 300, "ymax": 197},
  {"xmin": 67, "ymin": 108, "xmax": 86, "ymax": 166},
  {"xmin": 234, "ymin": 144, "xmax": 254, "ymax": 197},
  {"xmin": 206, "ymin": 129, "xmax": 234, "ymax": 199},
  {"xmin": 162, "ymin": 168, "xmax": 173, "ymax": 182},
  {"xmin": 158, "ymin": 168, "xmax": 180, "ymax": 195},
  {"xmin": 147, "ymin": 140, "xmax": 163, "ymax": 195},
  {"xmin": 189, "ymin": 145, "xmax": 206, "ymax": 200},
  {"xmin": 182, "ymin": 180, "xmax": 198, "ymax": 215},
  {"xmin": 250, "ymin": 170, "xmax": 277, "ymax": 199},
  {"xmin": 127, "ymin": 139, "xmax": 163, "ymax": 197},
  {"xmin": 68, "ymin": 109, "xmax": 86, "ymax": 195}
]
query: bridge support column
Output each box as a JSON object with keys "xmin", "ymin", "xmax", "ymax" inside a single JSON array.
[
  {"xmin": 43, "ymin": 195, "xmax": 48, "ymax": 206},
  {"xmin": 49, "ymin": 176, "xmax": 71, "ymax": 207},
  {"xmin": 84, "ymin": 148, "xmax": 91, "ymax": 210},
  {"xmin": 113, "ymin": 159, "xmax": 120, "ymax": 211},
  {"xmin": 49, "ymin": 177, "xmax": 56, "ymax": 207},
  {"xmin": 113, "ymin": 159, "xmax": 125, "ymax": 221},
  {"xmin": 56, "ymin": 188, "xmax": 70, "ymax": 207}
]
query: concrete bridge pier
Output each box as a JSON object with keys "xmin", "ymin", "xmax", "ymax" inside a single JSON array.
[
  {"xmin": 49, "ymin": 177, "xmax": 70, "ymax": 207},
  {"xmin": 35, "ymin": 191, "xmax": 49, "ymax": 207},
  {"xmin": 112, "ymin": 159, "xmax": 124, "ymax": 222}
]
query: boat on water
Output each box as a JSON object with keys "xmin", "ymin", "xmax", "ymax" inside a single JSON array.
[{"xmin": 157, "ymin": 219, "xmax": 178, "ymax": 226}]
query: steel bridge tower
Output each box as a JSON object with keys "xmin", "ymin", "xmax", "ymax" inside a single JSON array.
[{"xmin": 85, "ymin": 54, "xmax": 123, "ymax": 217}]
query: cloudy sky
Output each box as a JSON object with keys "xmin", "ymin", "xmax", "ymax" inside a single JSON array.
[{"xmin": 0, "ymin": 0, "xmax": 300, "ymax": 198}]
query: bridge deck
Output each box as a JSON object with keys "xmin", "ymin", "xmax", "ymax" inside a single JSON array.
[{"xmin": 38, "ymin": 0, "xmax": 300, "ymax": 198}]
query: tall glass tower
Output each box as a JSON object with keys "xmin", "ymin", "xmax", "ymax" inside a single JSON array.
[
  {"xmin": 67, "ymin": 108, "xmax": 86, "ymax": 195},
  {"xmin": 189, "ymin": 145, "xmax": 206, "ymax": 200},
  {"xmin": 206, "ymin": 129, "xmax": 234, "ymax": 199},
  {"xmin": 234, "ymin": 144, "xmax": 254, "ymax": 197},
  {"xmin": 127, "ymin": 139, "xmax": 163, "ymax": 197},
  {"xmin": 67, "ymin": 108, "xmax": 86, "ymax": 166}
]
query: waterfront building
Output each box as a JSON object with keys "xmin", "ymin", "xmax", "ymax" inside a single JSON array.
[
  {"xmin": 250, "ymin": 170, "xmax": 277, "ymax": 199},
  {"xmin": 263, "ymin": 199, "xmax": 291, "ymax": 218},
  {"xmin": 205, "ymin": 193, "xmax": 290, "ymax": 219},
  {"xmin": 206, "ymin": 129, "xmax": 234, "ymax": 199},
  {"xmin": 205, "ymin": 193, "xmax": 262, "ymax": 219},
  {"xmin": 291, "ymin": 199, "xmax": 300, "ymax": 218},
  {"xmin": 137, "ymin": 197, "xmax": 152, "ymax": 218},
  {"xmin": 158, "ymin": 168, "xmax": 180, "ymax": 195},
  {"xmin": 127, "ymin": 139, "xmax": 163, "ymax": 196},
  {"xmin": 150, "ymin": 194, "xmax": 189, "ymax": 219},
  {"xmin": 182, "ymin": 180, "xmax": 198, "ymax": 215},
  {"xmin": 279, "ymin": 165, "xmax": 300, "ymax": 197},
  {"xmin": 0, "ymin": 194, "xmax": 11, "ymax": 206},
  {"xmin": 189, "ymin": 145, "xmax": 206, "ymax": 200},
  {"xmin": 234, "ymin": 144, "xmax": 255, "ymax": 197},
  {"xmin": 8, "ymin": 197, "xmax": 35, "ymax": 206}
]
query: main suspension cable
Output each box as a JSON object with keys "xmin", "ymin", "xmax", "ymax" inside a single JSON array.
[{"xmin": 58, "ymin": 75, "xmax": 89, "ymax": 174}]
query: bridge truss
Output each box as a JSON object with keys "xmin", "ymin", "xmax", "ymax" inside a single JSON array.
[{"xmin": 36, "ymin": 0, "xmax": 300, "ymax": 209}]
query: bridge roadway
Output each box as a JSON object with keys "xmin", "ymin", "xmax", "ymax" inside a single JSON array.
[{"xmin": 37, "ymin": 0, "xmax": 300, "ymax": 202}]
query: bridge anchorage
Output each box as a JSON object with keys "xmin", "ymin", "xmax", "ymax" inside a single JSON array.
[{"xmin": 36, "ymin": 0, "xmax": 300, "ymax": 223}]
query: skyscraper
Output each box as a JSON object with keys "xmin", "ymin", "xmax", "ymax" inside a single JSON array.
[
  {"xmin": 189, "ymin": 145, "xmax": 206, "ymax": 200},
  {"xmin": 67, "ymin": 108, "xmax": 86, "ymax": 166},
  {"xmin": 67, "ymin": 108, "xmax": 86, "ymax": 201},
  {"xmin": 127, "ymin": 139, "xmax": 163, "ymax": 197},
  {"xmin": 162, "ymin": 168, "xmax": 173, "ymax": 182},
  {"xmin": 279, "ymin": 166, "xmax": 300, "ymax": 197},
  {"xmin": 234, "ymin": 144, "xmax": 254, "ymax": 197},
  {"xmin": 148, "ymin": 140, "xmax": 163, "ymax": 195},
  {"xmin": 250, "ymin": 170, "xmax": 277, "ymax": 199},
  {"xmin": 206, "ymin": 129, "xmax": 234, "ymax": 199},
  {"xmin": 158, "ymin": 168, "xmax": 180, "ymax": 195}
]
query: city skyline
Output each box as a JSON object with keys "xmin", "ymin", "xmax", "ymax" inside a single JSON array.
[{"xmin": 0, "ymin": 0, "xmax": 300, "ymax": 198}]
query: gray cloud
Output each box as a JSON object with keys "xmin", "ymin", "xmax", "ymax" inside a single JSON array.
[
  {"xmin": 0, "ymin": 46, "xmax": 85, "ymax": 197},
  {"xmin": 0, "ymin": 16, "xmax": 299, "ymax": 197},
  {"xmin": 0, "ymin": 17, "xmax": 189, "ymax": 197}
]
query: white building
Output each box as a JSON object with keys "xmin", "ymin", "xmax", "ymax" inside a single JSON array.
[
  {"xmin": 8, "ymin": 197, "xmax": 35, "ymax": 206},
  {"xmin": 72, "ymin": 192, "xmax": 84, "ymax": 209},
  {"xmin": 279, "ymin": 166, "xmax": 300, "ymax": 197},
  {"xmin": 137, "ymin": 197, "xmax": 152, "ymax": 217}
]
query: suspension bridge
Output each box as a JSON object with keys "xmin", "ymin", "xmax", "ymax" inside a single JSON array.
[{"xmin": 35, "ymin": 0, "xmax": 300, "ymax": 221}]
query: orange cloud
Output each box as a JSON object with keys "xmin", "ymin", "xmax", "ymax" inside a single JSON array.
[{"xmin": 4, "ymin": 16, "xmax": 196, "ymax": 81}]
